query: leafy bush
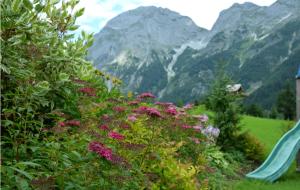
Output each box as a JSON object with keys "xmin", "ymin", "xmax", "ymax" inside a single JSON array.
[{"xmin": 235, "ymin": 132, "xmax": 265, "ymax": 162}]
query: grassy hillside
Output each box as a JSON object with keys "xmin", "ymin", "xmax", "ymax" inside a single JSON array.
[
  {"xmin": 190, "ymin": 106, "xmax": 300, "ymax": 190},
  {"xmin": 233, "ymin": 116, "xmax": 299, "ymax": 190}
]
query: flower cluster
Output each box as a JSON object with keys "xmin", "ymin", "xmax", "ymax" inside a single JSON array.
[
  {"xmin": 165, "ymin": 106, "xmax": 178, "ymax": 115},
  {"xmin": 79, "ymin": 87, "xmax": 96, "ymax": 96},
  {"xmin": 99, "ymin": 124, "xmax": 110, "ymax": 131},
  {"xmin": 88, "ymin": 141, "xmax": 113, "ymax": 161},
  {"xmin": 137, "ymin": 92, "xmax": 156, "ymax": 99},
  {"xmin": 113, "ymin": 106, "xmax": 126, "ymax": 112},
  {"xmin": 133, "ymin": 106, "xmax": 162, "ymax": 118},
  {"xmin": 183, "ymin": 103, "xmax": 193, "ymax": 110},
  {"xmin": 201, "ymin": 125, "xmax": 220, "ymax": 138},
  {"xmin": 128, "ymin": 100, "xmax": 140, "ymax": 105},
  {"xmin": 128, "ymin": 114, "xmax": 137, "ymax": 122},
  {"xmin": 109, "ymin": 131, "xmax": 125, "ymax": 140},
  {"xmin": 58, "ymin": 120, "xmax": 80, "ymax": 127},
  {"xmin": 155, "ymin": 102, "xmax": 174, "ymax": 107}
]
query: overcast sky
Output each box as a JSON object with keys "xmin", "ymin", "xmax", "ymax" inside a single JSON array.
[{"xmin": 76, "ymin": 0, "xmax": 277, "ymax": 33}]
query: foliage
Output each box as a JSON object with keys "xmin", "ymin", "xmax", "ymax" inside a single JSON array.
[
  {"xmin": 244, "ymin": 104, "xmax": 264, "ymax": 118},
  {"xmin": 206, "ymin": 63, "xmax": 242, "ymax": 151},
  {"xmin": 276, "ymin": 84, "xmax": 296, "ymax": 120},
  {"xmin": 235, "ymin": 132, "xmax": 264, "ymax": 162}
]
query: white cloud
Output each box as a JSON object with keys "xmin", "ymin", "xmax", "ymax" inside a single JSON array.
[{"xmin": 76, "ymin": 0, "xmax": 277, "ymax": 33}]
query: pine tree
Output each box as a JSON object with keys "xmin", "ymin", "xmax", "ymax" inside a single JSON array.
[{"xmin": 276, "ymin": 84, "xmax": 296, "ymax": 120}]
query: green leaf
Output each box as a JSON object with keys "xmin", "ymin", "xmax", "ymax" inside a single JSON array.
[
  {"xmin": 12, "ymin": 0, "xmax": 21, "ymax": 12},
  {"xmin": 9, "ymin": 167, "xmax": 33, "ymax": 180},
  {"xmin": 74, "ymin": 8, "xmax": 84, "ymax": 18},
  {"xmin": 17, "ymin": 162, "xmax": 41, "ymax": 168},
  {"xmin": 0, "ymin": 64, "xmax": 11, "ymax": 74},
  {"xmin": 69, "ymin": 25, "xmax": 79, "ymax": 31},
  {"xmin": 22, "ymin": 0, "xmax": 33, "ymax": 10},
  {"xmin": 33, "ymin": 81, "xmax": 50, "ymax": 96}
]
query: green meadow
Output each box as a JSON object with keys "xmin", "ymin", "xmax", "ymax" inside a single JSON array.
[{"xmin": 190, "ymin": 106, "xmax": 300, "ymax": 190}]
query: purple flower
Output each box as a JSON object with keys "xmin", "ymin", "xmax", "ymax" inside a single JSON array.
[
  {"xmin": 183, "ymin": 103, "xmax": 193, "ymax": 109},
  {"xmin": 202, "ymin": 125, "xmax": 220, "ymax": 138},
  {"xmin": 198, "ymin": 114, "xmax": 209, "ymax": 123}
]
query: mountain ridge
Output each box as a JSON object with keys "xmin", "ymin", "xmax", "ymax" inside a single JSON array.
[{"xmin": 88, "ymin": 0, "xmax": 300, "ymax": 108}]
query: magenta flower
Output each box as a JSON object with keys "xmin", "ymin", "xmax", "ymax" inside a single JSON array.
[
  {"xmin": 133, "ymin": 106, "xmax": 162, "ymax": 118},
  {"xmin": 182, "ymin": 125, "xmax": 192, "ymax": 129},
  {"xmin": 165, "ymin": 106, "xmax": 178, "ymax": 115},
  {"xmin": 113, "ymin": 106, "xmax": 126, "ymax": 112},
  {"xmin": 155, "ymin": 102, "xmax": 174, "ymax": 107},
  {"xmin": 109, "ymin": 131, "xmax": 125, "ymax": 140},
  {"xmin": 88, "ymin": 141, "xmax": 113, "ymax": 161},
  {"xmin": 137, "ymin": 92, "xmax": 156, "ymax": 99},
  {"xmin": 65, "ymin": 120, "xmax": 80, "ymax": 127},
  {"xmin": 99, "ymin": 124, "xmax": 110, "ymax": 131},
  {"xmin": 79, "ymin": 87, "xmax": 96, "ymax": 96},
  {"xmin": 58, "ymin": 122, "xmax": 66, "ymax": 127},
  {"xmin": 128, "ymin": 100, "xmax": 140, "ymax": 105},
  {"xmin": 146, "ymin": 107, "xmax": 162, "ymax": 118},
  {"xmin": 101, "ymin": 114, "xmax": 110, "ymax": 121}
]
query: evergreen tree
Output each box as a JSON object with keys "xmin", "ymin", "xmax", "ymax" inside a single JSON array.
[
  {"xmin": 269, "ymin": 106, "xmax": 278, "ymax": 119},
  {"xmin": 276, "ymin": 84, "xmax": 296, "ymax": 120},
  {"xmin": 207, "ymin": 63, "xmax": 242, "ymax": 150}
]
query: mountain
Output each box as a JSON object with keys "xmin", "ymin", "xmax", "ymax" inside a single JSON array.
[{"xmin": 88, "ymin": 0, "xmax": 300, "ymax": 108}]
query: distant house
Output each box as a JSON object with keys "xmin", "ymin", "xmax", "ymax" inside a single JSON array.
[{"xmin": 226, "ymin": 84, "xmax": 243, "ymax": 94}]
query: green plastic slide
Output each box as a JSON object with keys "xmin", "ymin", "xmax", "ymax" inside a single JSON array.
[{"xmin": 246, "ymin": 120, "xmax": 300, "ymax": 182}]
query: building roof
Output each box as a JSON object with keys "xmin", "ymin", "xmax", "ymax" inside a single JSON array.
[
  {"xmin": 297, "ymin": 66, "xmax": 300, "ymax": 79},
  {"xmin": 226, "ymin": 84, "xmax": 243, "ymax": 93}
]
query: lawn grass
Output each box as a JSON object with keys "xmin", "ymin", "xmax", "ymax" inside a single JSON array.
[{"xmin": 190, "ymin": 105, "xmax": 300, "ymax": 190}]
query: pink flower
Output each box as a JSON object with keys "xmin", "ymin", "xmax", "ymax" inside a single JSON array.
[
  {"xmin": 193, "ymin": 125, "xmax": 203, "ymax": 132},
  {"xmin": 198, "ymin": 114, "xmax": 209, "ymax": 122},
  {"xmin": 165, "ymin": 106, "xmax": 178, "ymax": 115},
  {"xmin": 99, "ymin": 124, "xmax": 110, "ymax": 131},
  {"xmin": 120, "ymin": 124, "xmax": 131, "ymax": 129},
  {"xmin": 79, "ymin": 87, "xmax": 96, "ymax": 96},
  {"xmin": 133, "ymin": 106, "xmax": 162, "ymax": 118},
  {"xmin": 183, "ymin": 103, "xmax": 193, "ymax": 109},
  {"xmin": 58, "ymin": 122, "xmax": 66, "ymax": 127},
  {"xmin": 128, "ymin": 115, "xmax": 137, "ymax": 122},
  {"xmin": 190, "ymin": 137, "xmax": 200, "ymax": 144},
  {"xmin": 128, "ymin": 100, "xmax": 140, "ymax": 105},
  {"xmin": 101, "ymin": 114, "xmax": 110, "ymax": 121},
  {"xmin": 146, "ymin": 107, "xmax": 162, "ymax": 118},
  {"xmin": 137, "ymin": 92, "xmax": 156, "ymax": 99},
  {"xmin": 109, "ymin": 131, "xmax": 125, "ymax": 140},
  {"xmin": 113, "ymin": 106, "xmax": 126, "ymax": 112},
  {"xmin": 182, "ymin": 125, "xmax": 192, "ymax": 129},
  {"xmin": 155, "ymin": 102, "xmax": 174, "ymax": 107},
  {"xmin": 88, "ymin": 141, "xmax": 113, "ymax": 161},
  {"xmin": 65, "ymin": 120, "xmax": 80, "ymax": 127}
]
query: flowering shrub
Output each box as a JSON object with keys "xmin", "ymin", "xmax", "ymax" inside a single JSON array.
[{"xmin": 1, "ymin": 0, "xmax": 242, "ymax": 189}]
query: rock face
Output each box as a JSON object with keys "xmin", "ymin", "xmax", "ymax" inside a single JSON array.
[{"xmin": 88, "ymin": 0, "xmax": 300, "ymax": 108}]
